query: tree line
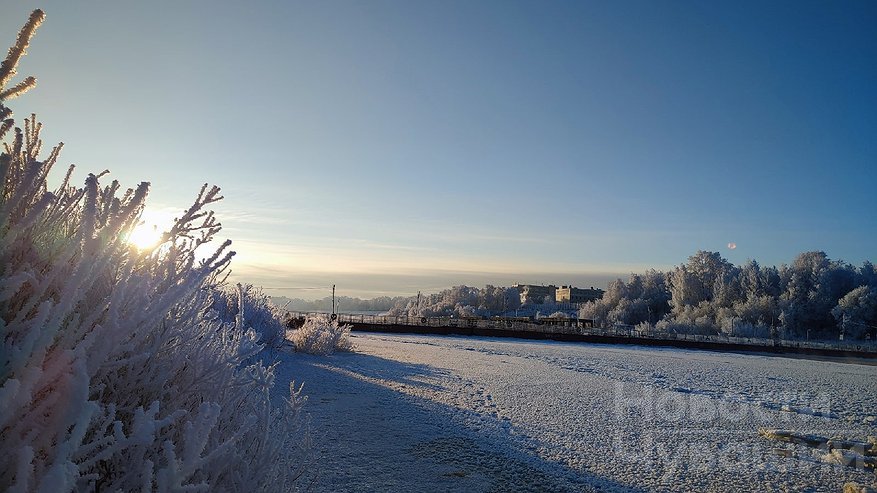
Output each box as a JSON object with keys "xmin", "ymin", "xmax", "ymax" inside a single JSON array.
[
  {"xmin": 384, "ymin": 250, "xmax": 876, "ymax": 341},
  {"xmin": 580, "ymin": 250, "xmax": 876, "ymax": 340}
]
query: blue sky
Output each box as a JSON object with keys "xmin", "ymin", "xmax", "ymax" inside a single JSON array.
[{"xmin": 3, "ymin": 1, "xmax": 875, "ymax": 298}]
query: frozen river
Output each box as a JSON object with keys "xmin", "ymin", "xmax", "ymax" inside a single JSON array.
[{"xmin": 274, "ymin": 333, "xmax": 876, "ymax": 492}]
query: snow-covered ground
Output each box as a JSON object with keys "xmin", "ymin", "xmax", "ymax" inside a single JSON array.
[{"xmin": 273, "ymin": 333, "xmax": 877, "ymax": 492}]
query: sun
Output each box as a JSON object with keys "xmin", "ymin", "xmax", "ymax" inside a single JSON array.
[
  {"xmin": 128, "ymin": 223, "xmax": 162, "ymax": 250},
  {"xmin": 127, "ymin": 210, "xmax": 174, "ymax": 250}
]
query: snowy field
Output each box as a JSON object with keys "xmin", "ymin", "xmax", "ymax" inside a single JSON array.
[{"xmin": 273, "ymin": 333, "xmax": 877, "ymax": 492}]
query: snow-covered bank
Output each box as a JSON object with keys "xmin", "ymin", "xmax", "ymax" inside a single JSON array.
[{"xmin": 274, "ymin": 333, "xmax": 877, "ymax": 492}]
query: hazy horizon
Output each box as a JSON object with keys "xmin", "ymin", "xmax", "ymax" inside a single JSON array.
[
  {"xmin": 256, "ymin": 249, "xmax": 872, "ymax": 301},
  {"xmin": 257, "ymin": 269, "xmax": 626, "ymax": 300}
]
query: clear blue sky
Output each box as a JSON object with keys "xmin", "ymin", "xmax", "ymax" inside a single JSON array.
[{"xmin": 3, "ymin": 1, "xmax": 875, "ymax": 298}]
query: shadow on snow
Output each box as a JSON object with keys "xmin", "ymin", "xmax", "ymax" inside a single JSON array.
[{"xmin": 272, "ymin": 349, "xmax": 646, "ymax": 493}]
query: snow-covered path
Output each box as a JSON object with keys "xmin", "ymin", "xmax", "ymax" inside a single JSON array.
[{"xmin": 274, "ymin": 333, "xmax": 877, "ymax": 492}]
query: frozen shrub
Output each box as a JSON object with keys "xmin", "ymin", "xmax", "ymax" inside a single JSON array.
[
  {"xmin": 212, "ymin": 283, "xmax": 287, "ymax": 349},
  {"xmin": 287, "ymin": 314, "xmax": 354, "ymax": 355},
  {"xmin": 0, "ymin": 12, "xmax": 306, "ymax": 492}
]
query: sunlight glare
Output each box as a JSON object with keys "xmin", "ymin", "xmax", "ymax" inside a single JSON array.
[
  {"xmin": 128, "ymin": 223, "xmax": 161, "ymax": 250},
  {"xmin": 128, "ymin": 210, "xmax": 174, "ymax": 250}
]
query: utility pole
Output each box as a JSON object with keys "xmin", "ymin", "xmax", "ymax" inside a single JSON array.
[
  {"xmin": 332, "ymin": 284, "xmax": 336, "ymax": 316},
  {"xmin": 416, "ymin": 291, "xmax": 421, "ymax": 315}
]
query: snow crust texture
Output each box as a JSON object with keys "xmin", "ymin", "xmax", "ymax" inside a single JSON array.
[{"xmin": 276, "ymin": 333, "xmax": 877, "ymax": 492}]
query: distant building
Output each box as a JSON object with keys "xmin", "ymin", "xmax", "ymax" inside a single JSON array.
[
  {"xmin": 555, "ymin": 286, "xmax": 604, "ymax": 304},
  {"xmin": 514, "ymin": 284, "xmax": 557, "ymax": 305}
]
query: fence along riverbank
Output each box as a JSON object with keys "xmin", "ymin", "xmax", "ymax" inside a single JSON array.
[{"xmin": 286, "ymin": 312, "xmax": 877, "ymax": 361}]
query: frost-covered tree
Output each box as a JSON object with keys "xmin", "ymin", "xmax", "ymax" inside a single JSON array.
[
  {"xmin": 609, "ymin": 298, "xmax": 649, "ymax": 326},
  {"xmin": 738, "ymin": 260, "xmax": 781, "ymax": 301},
  {"xmin": 778, "ymin": 251, "xmax": 860, "ymax": 337},
  {"xmin": 730, "ymin": 294, "xmax": 778, "ymax": 335},
  {"xmin": 859, "ymin": 261, "xmax": 877, "ymax": 288},
  {"xmin": 738, "ymin": 260, "xmax": 763, "ymax": 301},
  {"xmin": 579, "ymin": 272, "xmax": 671, "ymax": 328},
  {"xmin": 832, "ymin": 286, "xmax": 877, "ymax": 340},
  {"xmin": 578, "ymin": 297, "xmax": 611, "ymax": 327},
  {"xmin": 669, "ymin": 251, "xmax": 735, "ymax": 313},
  {"xmin": 630, "ymin": 270, "xmax": 672, "ymax": 321},
  {"xmin": 578, "ymin": 279, "xmax": 623, "ymax": 327}
]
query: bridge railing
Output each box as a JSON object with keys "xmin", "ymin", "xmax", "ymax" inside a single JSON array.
[{"xmin": 285, "ymin": 311, "xmax": 877, "ymax": 354}]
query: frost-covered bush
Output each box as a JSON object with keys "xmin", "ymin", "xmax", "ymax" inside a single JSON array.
[
  {"xmin": 287, "ymin": 314, "xmax": 353, "ymax": 355},
  {"xmin": 0, "ymin": 12, "xmax": 306, "ymax": 491},
  {"xmin": 212, "ymin": 283, "xmax": 287, "ymax": 349}
]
